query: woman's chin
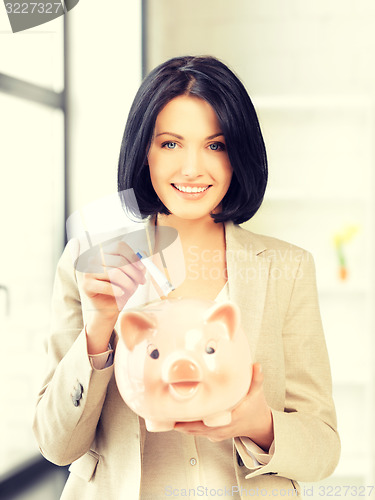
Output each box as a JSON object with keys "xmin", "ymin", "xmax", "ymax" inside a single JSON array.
[
  {"xmin": 164, "ymin": 210, "xmax": 216, "ymax": 224},
  {"xmin": 158, "ymin": 201, "xmax": 223, "ymax": 224}
]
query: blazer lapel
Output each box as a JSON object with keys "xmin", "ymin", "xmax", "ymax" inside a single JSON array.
[{"xmin": 225, "ymin": 222, "xmax": 270, "ymax": 357}]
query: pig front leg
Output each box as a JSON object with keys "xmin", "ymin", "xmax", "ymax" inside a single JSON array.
[
  {"xmin": 203, "ymin": 411, "xmax": 232, "ymax": 427},
  {"xmin": 145, "ymin": 419, "xmax": 176, "ymax": 432}
]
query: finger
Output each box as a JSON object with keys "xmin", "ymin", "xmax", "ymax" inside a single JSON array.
[
  {"xmin": 105, "ymin": 243, "xmax": 146, "ymax": 276},
  {"xmin": 103, "ymin": 240, "xmax": 142, "ymax": 266},
  {"xmin": 117, "ymin": 259, "xmax": 146, "ymax": 284},
  {"xmin": 107, "ymin": 268, "xmax": 140, "ymax": 296},
  {"xmin": 82, "ymin": 263, "xmax": 143, "ymax": 287},
  {"xmin": 98, "ymin": 243, "xmax": 145, "ymax": 268},
  {"xmin": 83, "ymin": 275, "xmax": 125, "ymax": 298},
  {"xmin": 174, "ymin": 421, "xmax": 206, "ymax": 433},
  {"xmin": 102, "ymin": 256, "xmax": 147, "ymax": 285},
  {"xmin": 174, "ymin": 423, "xmax": 230, "ymax": 442},
  {"xmin": 95, "ymin": 253, "xmax": 130, "ymax": 269}
]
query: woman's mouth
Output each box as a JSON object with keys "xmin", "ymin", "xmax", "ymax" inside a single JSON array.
[{"xmin": 172, "ymin": 184, "xmax": 211, "ymax": 194}]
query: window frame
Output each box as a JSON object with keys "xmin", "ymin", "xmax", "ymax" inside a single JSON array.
[{"xmin": 0, "ymin": 14, "xmax": 68, "ymax": 498}]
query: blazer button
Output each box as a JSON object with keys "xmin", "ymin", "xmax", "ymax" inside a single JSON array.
[{"xmin": 71, "ymin": 382, "xmax": 83, "ymax": 407}]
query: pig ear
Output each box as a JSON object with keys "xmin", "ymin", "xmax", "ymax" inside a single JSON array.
[
  {"xmin": 204, "ymin": 302, "xmax": 240, "ymax": 339},
  {"xmin": 118, "ymin": 311, "xmax": 156, "ymax": 351}
]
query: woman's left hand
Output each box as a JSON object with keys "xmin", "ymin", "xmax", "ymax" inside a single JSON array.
[{"xmin": 173, "ymin": 363, "xmax": 274, "ymax": 451}]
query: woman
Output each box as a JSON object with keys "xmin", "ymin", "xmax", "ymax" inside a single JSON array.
[{"xmin": 33, "ymin": 56, "xmax": 340, "ymax": 499}]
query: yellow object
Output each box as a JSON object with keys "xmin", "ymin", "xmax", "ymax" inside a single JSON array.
[
  {"xmin": 333, "ymin": 224, "xmax": 360, "ymax": 281},
  {"xmin": 333, "ymin": 224, "xmax": 359, "ymax": 247}
]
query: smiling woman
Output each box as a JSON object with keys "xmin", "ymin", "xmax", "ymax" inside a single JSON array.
[{"xmin": 33, "ymin": 55, "xmax": 340, "ymax": 499}]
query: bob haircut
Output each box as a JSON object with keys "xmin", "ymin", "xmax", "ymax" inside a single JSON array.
[{"xmin": 118, "ymin": 55, "xmax": 267, "ymax": 224}]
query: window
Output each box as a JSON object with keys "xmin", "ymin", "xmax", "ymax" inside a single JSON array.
[{"xmin": 0, "ymin": 14, "xmax": 65, "ymax": 479}]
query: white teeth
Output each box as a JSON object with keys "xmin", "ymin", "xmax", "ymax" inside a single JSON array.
[{"xmin": 174, "ymin": 184, "xmax": 209, "ymax": 193}]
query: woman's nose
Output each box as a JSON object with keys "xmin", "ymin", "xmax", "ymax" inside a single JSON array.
[{"xmin": 180, "ymin": 150, "xmax": 202, "ymax": 177}]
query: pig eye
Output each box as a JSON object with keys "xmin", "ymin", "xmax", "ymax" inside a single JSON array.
[
  {"xmin": 205, "ymin": 340, "xmax": 216, "ymax": 354},
  {"xmin": 147, "ymin": 344, "xmax": 159, "ymax": 359}
]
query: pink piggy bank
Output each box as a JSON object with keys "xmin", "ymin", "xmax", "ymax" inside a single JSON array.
[{"xmin": 114, "ymin": 298, "xmax": 252, "ymax": 432}]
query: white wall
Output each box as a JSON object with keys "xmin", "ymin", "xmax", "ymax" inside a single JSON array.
[
  {"xmin": 147, "ymin": 0, "xmax": 375, "ymax": 99},
  {"xmin": 67, "ymin": 0, "xmax": 142, "ymax": 213}
]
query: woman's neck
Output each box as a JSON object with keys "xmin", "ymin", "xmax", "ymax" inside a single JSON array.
[{"xmin": 155, "ymin": 213, "xmax": 225, "ymax": 245}]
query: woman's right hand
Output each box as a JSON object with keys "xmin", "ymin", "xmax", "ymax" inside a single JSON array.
[{"xmin": 78, "ymin": 241, "xmax": 147, "ymax": 354}]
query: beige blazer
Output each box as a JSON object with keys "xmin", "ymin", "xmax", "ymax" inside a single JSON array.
[{"xmin": 33, "ymin": 221, "xmax": 340, "ymax": 499}]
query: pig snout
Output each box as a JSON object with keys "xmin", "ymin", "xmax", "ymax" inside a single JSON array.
[
  {"xmin": 162, "ymin": 356, "xmax": 202, "ymax": 400},
  {"xmin": 168, "ymin": 359, "xmax": 201, "ymax": 383}
]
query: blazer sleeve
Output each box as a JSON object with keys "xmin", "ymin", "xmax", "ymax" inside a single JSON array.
[
  {"xmin": 32, "ymin": 240, "xmax": 114, "ymax": 466},
  {"xmin": 235, "ymin": 250, "xmax": 341, "ymax": 482}
]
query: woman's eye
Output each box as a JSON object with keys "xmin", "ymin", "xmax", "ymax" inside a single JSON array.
[
  {"xmin": 209, "ymin": 142, "xmax": 226, "ymax": 151},
  {"xmin": 162, "ymin": 141, "xmax": 177, "ymax": 149}
]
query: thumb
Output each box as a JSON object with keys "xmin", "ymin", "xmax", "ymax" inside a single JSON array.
[{"xmin": 249, "ymin": 363, "xmax": 264, "ymax": 393}]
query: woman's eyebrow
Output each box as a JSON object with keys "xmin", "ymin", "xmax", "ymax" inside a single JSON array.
[{"xmin": 155, "ymin": 132, "xmax": 224, "ymax": 140}]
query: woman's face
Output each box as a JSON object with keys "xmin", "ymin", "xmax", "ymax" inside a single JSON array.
[{"xmin": 147, "ymin": 95, "xmax": 233, "ymax": 223}]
